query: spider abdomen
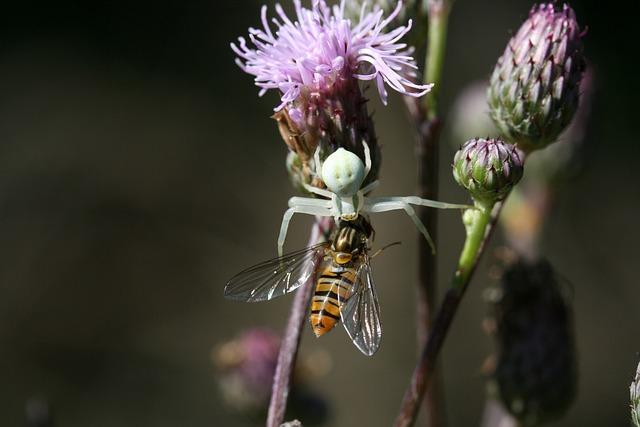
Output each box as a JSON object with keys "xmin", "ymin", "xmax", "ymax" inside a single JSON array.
[{"xmin": 321, "ymin": 148, "xmax": 366, "ymax": 197}]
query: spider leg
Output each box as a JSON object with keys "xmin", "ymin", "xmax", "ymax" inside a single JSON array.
[
  {"xmin": 302, "ymin": 183, "xmax": 334, "ymax": 199},
  {"xmin": 366, "ymin": 196, "xmax": 470, "ymax": 210},
  {"xmin": 363, "ymin": 200, "xmax": 436, "ymax": 254},
  {"xmin": 360, "ymin": 179, "xmax": 380, "ymax": 195},
  {"xmin": 278, "ymin": 203, "xmax": 334, "ymax": 257},
  {"xmin": 362, "ymin": 140, "xmax": 372, "ymax": 179},
  {"xmin": 313, "ymin": 145, "xmax": 323, "ymax": 177},
  {"xmin": 288, "ymin": 197, "xmax": 333, "ymax": 209},
  {"xmin": 332, "ymin": 193, "xmax": 343, "ymax": 219},
  {"xmin": 353, "ymin": 191, "xmax": 364, "ymax": 216}
]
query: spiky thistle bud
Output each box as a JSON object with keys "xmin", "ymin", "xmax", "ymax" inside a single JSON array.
[
  {"xmin": 487, "ymin": 3, "xmax": 585, "ymax": 152},
  {"xmin": 484, "ymin": 257, "xmax": 577, "ymax": 426},
  {"xmin": 631, "ymin": 361, "xmax": 640, "ymax": 427},
  {"xmin": 453, "ymin": 138, "xmax": 524, "ymax": 207}
]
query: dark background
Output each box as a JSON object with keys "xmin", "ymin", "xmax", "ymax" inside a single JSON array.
[{"xmin": 0, "ymin": 1, "xmax": 637, "ymax": 426}]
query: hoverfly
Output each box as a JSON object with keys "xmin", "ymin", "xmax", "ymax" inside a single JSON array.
[{"xmin": 224, "ymin": 216, "xmax": 387, "ymax": 356}]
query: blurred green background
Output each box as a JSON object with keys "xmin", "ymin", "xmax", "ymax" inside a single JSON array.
[{"xmin": 0, "ymin": 1, "xmax": 636, "ymax": 426}]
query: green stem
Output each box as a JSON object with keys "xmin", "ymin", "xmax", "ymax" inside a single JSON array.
[
  {"xmin": 423, "ymin": 0, "xmax": 451, "ymax": 120},
  {"xmin": 453, "ymin": 205, "xmax": 492, "ymax": 292},
  {"xmin": 395, "ymin": 202, "xmax": 498, "ymax": 427},
  {"xmin": 413, "ymin": 2, "xmax": 453, "ymax": 426}
]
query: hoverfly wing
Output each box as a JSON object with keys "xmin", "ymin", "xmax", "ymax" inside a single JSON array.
[
  {"xmin": 340, "ymin": 257, "xmax": 382, "ymax": 356},
  {"xmin": 224, "ymin": 243, "xmax": 328, "ymax": 302}
]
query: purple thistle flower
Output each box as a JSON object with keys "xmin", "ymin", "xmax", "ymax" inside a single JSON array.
[{"xmin": 231, "ymin": 0, "xmax": 432, "ymax": 112}]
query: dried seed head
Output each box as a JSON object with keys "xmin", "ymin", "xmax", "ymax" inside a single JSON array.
[
  {"xmin": 453, "ymin": 138, "xmax": 524, "ymax": 207},
  {"xmin": 487, "ymin": 3, "xmax": 585, "ymax": 152},
  {"xmin": 485, "ymin": 257, "xmax": 577, "ymax": 426}
]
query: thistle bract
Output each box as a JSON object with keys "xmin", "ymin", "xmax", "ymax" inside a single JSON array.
[
  {"xmin": 487, "ymin": 3, "xmax": 585, "ymax": 152},
  {"xmin": 631, "ymin": 361, "xmax": 640, "ymax": 427},
  {"xmin": 232, "ymin": 0, "xmax": 433, "ymax": 189},
  {"xmin": 485, "ymin": 258, "xmax": 576, "ymax": 426},
  {"xmin": 453, "ymin": 138, "xmax": 523, "ymax": 207}
]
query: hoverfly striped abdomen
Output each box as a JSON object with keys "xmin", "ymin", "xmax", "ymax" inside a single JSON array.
[
  {"xmin": 310, "ymin": 264, "xmax": 357, "ymax": 336},
  {"xmin": 309, "ymin": 217, "xmax": 371, "ymax": 337}
]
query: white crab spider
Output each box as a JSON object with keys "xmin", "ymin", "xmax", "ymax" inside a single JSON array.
[{"xmin": 278, "ymin": 142, "xmax": 468, "ymax": 257}]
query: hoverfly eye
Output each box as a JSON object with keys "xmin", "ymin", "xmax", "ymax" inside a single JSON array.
[{"xmin": 335, "ymin": 253, "xmax": 352, "ymax": 265}]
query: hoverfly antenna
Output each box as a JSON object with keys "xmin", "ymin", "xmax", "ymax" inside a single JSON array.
[{"xmin": 371, "ymin": 241, "xmax": 402, "ymax": 258}]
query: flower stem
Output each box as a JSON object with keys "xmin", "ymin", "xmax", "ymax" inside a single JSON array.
[
  {"xmin": 413, "ymin": 2, "xmax": 452, "ymax": 426},
  {"xmin": 455, "ymin": 205, "xmax": 492, "ymax": 288},
  {"xmin": 266, "ymin": 218, "xmax": 330, "ymax": 427},
  {"xmin": 394, "ymin": 202, "xmax": 499, "ymax": 427},
  {"xmin": 423, "ymin": 0, "xmax": 451, "ymax": 120}
]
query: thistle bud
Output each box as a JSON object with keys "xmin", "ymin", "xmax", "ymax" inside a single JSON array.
[
  {"xmin": 453, "ymin": 138, "xmax": 524, "ymax": 207},
  {"xmin": 487, "ymin": 3, "xmax": 585, "ymax": 152},
  {"xmin": 484, "ymin": 257, "xmax": 576, "ymax": 426},
  {"xmin": 631, "ymin": 361, "xmax": 640, "ymax": 427}
]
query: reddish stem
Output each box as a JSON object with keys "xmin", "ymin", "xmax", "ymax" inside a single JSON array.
[{"xmin": 266, "ymin": 219, "xmax": 331, "ymax": 427}]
